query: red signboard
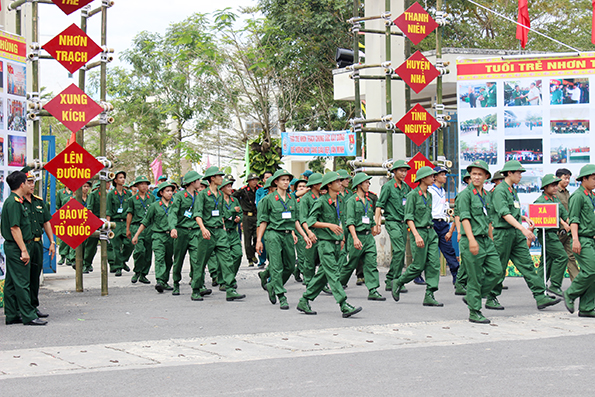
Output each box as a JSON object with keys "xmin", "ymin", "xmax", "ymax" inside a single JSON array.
[
  {"xmin": 393, "ymin": 2, "xmax": 438, "ymax": 46},
  {"xmin": 43, "ymin": 84, "xmax": 103, "ymax": 133},
  {"xmin": 50, "ymin": 198, "xmax": 103, "ymax": 249},
  {"xmin": 405, "ymin": 152, "xmax": 433, "ymax": 189},
  {"xmin": 529, "ymin": 203, "xmax": 559, "ymax": 229},
  {"xmin": 44, "ymin": 142, "xmax": 105, "ymax": 192},
  {"xmin": 395, "ymin": 51, "xmax": 440, "ymax": 94},
  {"xmin": 0, "ymin": 31, "xmax": 27, "ymax": 62},
  {"xmin": 51, "ymin": 0, "xmax": 94, "ymax": 16},
  {"xmin": 42, "ymin": 24, "xmax": 102, "ymax": 74},
  {"xmin": 397, "ymin": 104, "xmax": 440, "ymax": 146}
]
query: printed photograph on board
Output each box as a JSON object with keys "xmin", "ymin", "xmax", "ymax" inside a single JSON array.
[
  {"xmin": 0, "ymin": 136, "xmax": 4, "ymax": 166},
  {"xmin": 7, "ymin": 98, "xmax": 26, "ymax": 132},
  {"xmin": 550, "ymin": 78, "xmax": 589, "ymax": 105},
  {"xmin": 504, "ymin": 108, "xmax": 543, "ymax": 136},
  {"xmin": 0, "ymin": 172, "xmax": 4, "ymax": 204},
  {"xmin": 505, "ymin": 138, "xmax": 543, "ymax": 164},
  {"xmin": 459, "ymin": 109, "xmax": 497, "ymax": 137},
  {"xmin": 549, "ymin": 108, "xmax": 589, "ymax": 134},
  {"xmin": 0, "ymin": 62, "xmax": 4, "ymax": 93},
  {"xmin": 551, "ymin": 136, "xmax": 590, "ymax": 164},
  {"xmin": 504, "ymin": 79, "xmax": 542, "ymax": 106},
  {"xmin": 458, "ymin": 81, "xmax": 497, "ymax": 108},
  {"xmin": 7, "ymin": 63, "xmax": 26, "ymax": 97},
  {"xmin": 515, "ymin": 167, "xmax": 542, "ymax": 194},
  {"xmin": 460, "ymin": 139, "xmax": 498, "ymax": 166},
  {"xmin": 7, "ymin": 135, "xmax": 26, "ymax": 167}
]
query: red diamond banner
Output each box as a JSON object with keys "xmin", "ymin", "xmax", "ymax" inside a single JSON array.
[
  {"xmin": 42, "ymin": 24, "xmax": 102, "ymax": 74},
  {"xmin": 51, "ymin": 0, "xmax": 94, "ymax": 16},
  {"xmin": 405, "ymin": 152, "xmax": 434, "ymax": 189},
  {"xmin": 395, "ymin": 51, "xmax": 440, "ymax": 94},
  {"xmin": 50, "ymin": 198, "xmax": 103, "ymax": 249},
  {"xmin": 397, "ymin": 104, "xmax": 441, "ymax": 146},
  {"xmin": 393, "ymin": 2, "xmax": 439, "ymax": 46},
  {"xmin": 43, "ymin": 84, "xmax": 103, "ymax": 133},
  {"xmin": 44, "ymin": 142, "xmax": 105, "ymax": 192}
]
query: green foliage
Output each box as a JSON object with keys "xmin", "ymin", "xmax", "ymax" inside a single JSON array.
[
  {"xmin": 247, "ymin": 130, "xmax": 283, "ymax": 177},
  {"xmin": 308, "ymin": 157, "xmax": 329, "ymax": 174}
]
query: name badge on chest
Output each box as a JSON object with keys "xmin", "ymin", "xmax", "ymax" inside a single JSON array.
[
  {"xmin": 362, "ymin": 216, "xmax": 370, "ymax": 224},
  {"xmin": 483, "ymin": 207, "xmax": 488, "ymax": 216},
  {"xmin": 212, "ymin": 210, "xmax": 220, "ymax": 217},
  {"xmin": 282, "ymin": 211, "xmax": 292, "ymax": 219},
  {"xmin": 402, "ymin": 198, "xmax": 406, "ymax": 206},
  {"xmin": 513, "ymin": 201, "xmax": 520, "ymax": 209},
  {"xmin": 117, "ymin": 207, "xmax": 124, "ymax": 214},
  {"xmin": 184, "ymin": 210, "xmax": 193, "ymax": 218}
]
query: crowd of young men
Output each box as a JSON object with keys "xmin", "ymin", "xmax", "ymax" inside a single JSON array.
[{"xmin": 5, "ymin": 160, "xmax": 595, "ymax": 325}]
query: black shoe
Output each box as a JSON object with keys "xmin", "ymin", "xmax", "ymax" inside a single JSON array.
[
  {"xmin": 155, "ymin": 282, "xmax": 164, "ymax": 293},
  {"xmin": 6, "ymin": 317, "xmax": 23, "ymax": 325},
  {"xmin": 414, "ymin": 276, "xmax": 426, "ymax": 285},
  {"xmin": 295, "ymin": 274, "xmax": 303, "ymax": 282},
  {"xmin": 212, "ymin": 279, "xmax": 219, "ymax": 287},
  {"xmin": 36, "ymin": 310, "xmax": 49, "ymax": 318},
  {"xmin": 502, "ymin": 285, "xmax": 508, "ymax": 290},
  {"xmin": 25, "ymin": 318, "xmax": 47, "ymax": 326},
  {"xmin": 115, "ymin": 269, "xmax": 122, "ymax": 277},
  {"xmin": 123, "ymin": 264, "xmax": 131, "ymax": 272}
]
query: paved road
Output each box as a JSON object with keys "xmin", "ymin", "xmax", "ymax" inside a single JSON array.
[{"xmin": 2, "ymin": 259, "xmax": 594, "ymax": 396}]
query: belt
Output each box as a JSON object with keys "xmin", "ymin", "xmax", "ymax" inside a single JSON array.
[
  {"xmin": 207, "ymin": 225, "xmax": 223, "ymax": 229},
  {"xmin": 24, "ymin": 239, "xmax": 33, "ymax": 244},
  {"xmin": 34, "ymin": 237, "xmax": 42, "ymax": 242},
  {"xmin": 333, "ymin": 240, "xmax": 342, "ymax": 245},
  {"xmin": 244, "ymin": 212, "xmax": 255, "ymax": 217},
  {"xmin": 433, "ymin": 219, "xmax": 448, "ymax": 223},
  {"xmin": 356, "ymin": 230, "xmax": 371, "ymax": 235},
  {"xmin": 182, "ymin": 226, "xmax": 198, "ymax": 230},
  {"xmin": 113, "ymin": 218, "xmax": 126, "ymax": 222},
  {"xmin": 271, "ymin": 229, "xmax": 292, "ymax": 234},
  {"xmin": 418, "ymin": 226, "xmax": 433, "ymax": 229},
  {"xmin": 578, "ymin": 234, "xmax": 595, "ymax": 239}
]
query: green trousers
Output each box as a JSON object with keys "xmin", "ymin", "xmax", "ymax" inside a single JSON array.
[
  {"xmin": 538, "ymin": 231, "xmax": 568, "ymax": 289},
  {"xmin": 227, "ymin": 229, "xmax": 243, "ymax": 278},
  {"xmin": 152, "ymin": 232, "xmax": 174, "ymax": 284},
  {"xmin": 566, "ymin": 237, "xmax": 595, "ymax": 312},
  {"xmin": 302, "ymin": 240, "xmax": 319, "ymax": 285},
  {"xmin": 303, "ymin": 240, "xmax": 347, "ymax": 305},
  {"xmin": 295, "ymin": 234, "xmax": 306, "ymax": 277},
  {"xmin": 559, "ymin": 232, "xmax": 580, "ymax": 280},
  {"xmin": 460, "ymin": 235, "xmax": 502, "ymax": 312},
  {"xmin": 172, "ymin": 228, "xmax": 199, "ymax": 285},
  {"xmin": 131, "ymin": 224, "xmax": 152, "ymax": 277},
  {"xmin": 396, "ymin": 228, "xmax": 440, "ymax": 292},
  {"xmin": 191, "ymin": 227, "xmax": 235, "ymax": 291},
  {"xmin": 340, "ymin": 233, "xmax": 379, "ymax": 291},
  {"xmin": 207, "ymin": 253, "xmax": 219, "ymax": 283},
  {"xmin": 30, "ymin": 240, "xmax": 43, "ymax": 308},
  {"xmin": 59, "ymin": 239, "xmax": 75, "ymax": 264},
  {"xmin": 490, "ymin": 228, "xmax": 545, "ymax": 299},
  {"xmin": 265, "ymin": 230, "xmax": 296, "ymax": 296},
  {"xmin": 112, "ymin": 221, "xmax": 134, "ymax": 271},
  {"xmin": 454, "ymin": 245, "xmax": 468, "ymax": 290},
  {"xmin": 4, "ymin": 241, "xmax": 37, "ymax": 324},
  {"xmin": 385, "ymin": 221, "xmax": 407, "ymax": 287},
  {"xmin": 83, "ymin": 236, "xmax": 99, "ymax": 270}
]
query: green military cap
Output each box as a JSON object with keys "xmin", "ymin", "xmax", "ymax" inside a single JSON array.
[
  {"xmin": 224, "ymin": 174, "xmax": 236, "ymax": 182},
  {"xmin": 292, "ymin": 178, "xmax": 307, "ymax": 186},
  {"xmin": 203, "ymin": 166, "xmax": 225, "ymax": 179},
  {"xmin": 270, "ymin": 169, "xmax": 294, "ymax": 186},
  {"xmin": 306, "ymin": 173, "xmax": 323, "ymax": 187},
  {"xmin": 133, "ymin": 175, "xmax": 151, "ymax": 186},
  {"xmin": 501, "ymin": 160, "xmax": 526, "ymax": 173},
  {"xmin": 182, "ymin": 170, "xmax": 201, "ymax": 186},
  {"xmin": 83, "ymin": 180, "xmax": 92, "ymax": 186},
  {"xmin": 462, "ymin": 170, "xmax": 471, "ymax": 184},
  {"xmin": 245, "ymin": 172, "xmax": 259, "ymax": 182},
  {"xmin": 220, "ymin": 177, "xmax": 234, "ymax": 189},
  {"xmin": 157, "ymin": 175, "xmax": 168, "ymax": 182},
  {"xmin": 540, "ymin": 174, "xmax": 561, "ymax": 189},
  {"xmin": 577, "ymin": 164, "xmax": 595, "ymax": 181},
  {"xmin": 113, "ymin": 170, "xmax": 126, "ymax": 180},
  {"xmin": 21, "ymin": 166, "xmax": 35, "ymax": 180},
  {"xmin": 466, "ymin": 160, "xmax": 491, "ymax": 179},
  {"xmin": 414, "ymin": 166, "xmax": 437, "ymax": 183},
  {"xmin": 351, "ymin": 172, "xmax": 372, "ymax": 188},
  {"xmin": 92, "ymin": 181, "xmax": 100, "ymax": 190},
  {"xmin": 491, "ymin": 170, "xmax": 505, "ymax": 183},
  {"xmin": 389, "ymin": 159, "xmax": 411, "ymax": 172},
  {"xmin": 263, "ymin": 177, "xmax": 274, "ymax": 189},
  {"xmin": 321, "ymin": 171, "xmax": 341, "ymax": 188},
  {"xmin": 336, "ymin": 169, "xmax": 352, "ymax": 180},
  {"xmin": 302, "ymin": 170, "xmax": 314, "ymax": 178},
  {"xmin": 156, "ymin": 182, "xmax": 175, "ymax": 197},
  {"xmin": 201, "ymin": 180, "xmax": 209, "ymax": 187}
]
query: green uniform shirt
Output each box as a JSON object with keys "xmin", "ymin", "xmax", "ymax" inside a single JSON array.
[
  {"xmin": 87, "ymin": 190, "xmax": 101, "ymax": 217},
  {"xmin": 457, "ymin": 185, "xmax": 492, "ymax": 237},
  {"xmin": 169, "ymin": 189, "xmax": 198, "ymax": 230},
  {"xmin": 57, "ymin": 188, "xmax": 73, "ymax": 207},
  {"xmin": 339, "ymin": 188, "xmax": 354, "ymax": 203},
  {"xmin": 346, "ymin": 194, "xmax": 376, "ymax": 232},
  {"xmin": 222, "ymin": 196, "xmax": 243, "ymax": 230},
  {"xmin": 193, "ymin": 188, "xmax": 225, "ymax": 229},
  {"xmin": 376, "ymin": 179, "xmax": 411, "ymax": 222},
  {"xmin": 491, "ymin": 181, "xmax": 521, "ymax": 229},
  {"xmin": 257, "ymin": 191, "xmax": 298, "ymax": 231},
  {"xmin": 127, "ymin": 192, "xmax": 155, "ymax": 224},
  {"xmin": 23, "ymin": 195, "xmax": 51, "ymax": 237},
  {"xmin": 141, "ymin": 200, "xmax": 172, "ymax": 233},
  {"xmin": 2, "ymin": 192, "xmax": 33, "ymax": 242},
  {"xmin": 307, "ymin": 193, "xmax": 343, "ymax": 242},
  {"xmin": 568, "ymin": 186, "xmax": 595, "ymax": 237},
  {"xmin": 486, "ymin": 84, "xmax": 496, "ymax": 107},
  {"xmin": 404, "ymin": 186, "xmax": 433, "ymax": 228},
  {"xmin": 107, "ymin": 188, "xmax": 132, "ymax": 220},
  {"xmin": 534, "ymin": 193, "xmax": 568, "ymax": 232}
]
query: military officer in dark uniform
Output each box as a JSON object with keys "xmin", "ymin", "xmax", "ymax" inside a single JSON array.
[{"xmin": 233, "ymin": 172, "xmax": 259, "ymax": 266}]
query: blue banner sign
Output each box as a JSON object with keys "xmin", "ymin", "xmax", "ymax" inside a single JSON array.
[{"xmin": 281, "ymin": 131, "xmax": 356, "ymax": 156}]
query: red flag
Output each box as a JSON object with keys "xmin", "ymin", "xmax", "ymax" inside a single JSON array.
[
  {"xmin": 150, "ymin": 153, "xmax": 163, "ymax": 184},
  {"xmin": 66, "ymin": 132, "xmax": 76, "ymax": 146},
  {"xmin": 516, "ymin": 0, "xmax": 530, "ymax": 49},
  {"xmin": 592, "ymin": 0, "xmax": 595, "ymax": 44}
]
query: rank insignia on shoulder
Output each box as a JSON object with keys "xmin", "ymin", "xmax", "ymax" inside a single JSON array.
[
  {"xmin": 419, "ymin": 190, "xmax": 423, "ymax": 196},
  {"xmin": 184, "ymin": 192, "xmax": 188, "ymax": 197},
  {"xmin": 33, "ymin": 195, "xmax": 43, "ymax": 201},
  {"xmin": 15, "ymin": 196, "xmax": 21, "ymax": 203}
]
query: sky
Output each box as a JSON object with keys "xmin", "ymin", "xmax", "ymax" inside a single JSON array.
[{"xmin": 38, "ymin": 0, "xmax": 255, "ymax": 96}]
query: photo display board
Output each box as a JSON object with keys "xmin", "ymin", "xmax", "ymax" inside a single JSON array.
[{"xmin": 457, "ymin": 53, "xmax": 595, "ymax": 204}]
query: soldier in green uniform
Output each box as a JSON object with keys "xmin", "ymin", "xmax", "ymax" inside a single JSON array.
[
  {"xmin": 221, "ymin": 177, "xmax": 243, "ymax": 282},
  {"xmin": 256, "ymin": 169, "xmax": 312, "ymax": 310},
  {"xmin": 457, "ymin": 160, "xmax": 502, "ymax": 324},
  {"xmin": 299, "ymin": 173, "xmax": 322, "ymax": 286},
  {"xmin": 201, "ymin": 178, "xmax": 221, "ymax": 287},
  {"xmin": 564, "ymin": 164, "xmax": 595, "ymax": 317},
  {"xmin": 232, "ymin": 172, "xmax": 259, "ymax": 266},
  {"xmin": 292, "ymin": 177, "xmax": 308, "ymax": 282},
  {"xmin": 296, "ymin": 172, "xmax": 362, "ymax": 318},
  {"xmin": 486, "ymin": 82, "xmax": 497, "ymax": 107},
  {"xmin": 257, "ymin": 177, "xmax": 276, "ymax": 290},
  {"xmin": 107, "ymin": 171, "xmax": 133, "ymax": 277},
  {"xmin": 191, "ymin": 166, "xmax": 245, "ymax": 302},
  {"xmin": 3, "ymin": 171, "xmax": 46, "ymax": 325},
  {"xmin": 374, "ymin": 160, "xmax": 412, "ymax": 291},
  {"xmin": 534, "ymin": 174, "xmax": 570, "ymax": 297},
  {"xmin": 339, "ymin": 173, "xmax": 385, "ymax": 301},
  {"xmin": 556, "ymin": 168, "xmax": 579, "ymax": 281},
  {"xmin": 391, "ymin": 166, "xmax": 444, "ymax": 307},
  {"xmin": 56, "ymin": 186, "xmax": 74, "ymax": 266},
  {"xmin": 83, "ymin": 182, "xmax": 114, "ymax": 274},
  {"xmin": 487, "ymin": 160, "xmax": 561, "ymax": 310},
  {"xmin": 132, "ymin": 182, "xmax": 174, "ymax": 292},
  {"xmin": 22, "ymin": 169, "xmax": 55, "ymax": 317},
  {"xmin": 126, "ymin": 176, "xmax": 155, "ymax": 284}
]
